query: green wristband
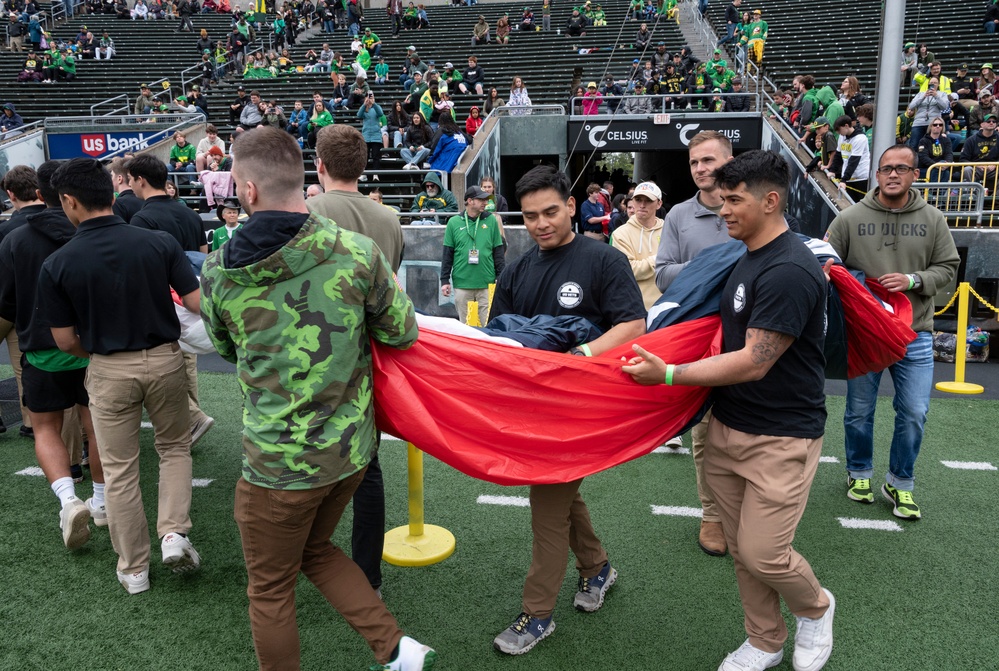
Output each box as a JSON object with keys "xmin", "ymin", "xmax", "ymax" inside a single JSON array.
[
  {"xmin": 664, "ymin": 364, "xmax": 675, "ymax": 386},
  {"xmin": 579, "ymin": 343, "xmax": 592, "ymax": 357},
  {"xmin": 907, "ymin": 274, "xmax": 916, "ymax": 291}
]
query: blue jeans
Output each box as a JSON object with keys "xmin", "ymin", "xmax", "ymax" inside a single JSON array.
[
  {"xmin": 698, "ymin": 0, "xmax": 709, "ymax": 15},
  {"xmin": 400, "ymin": 146, "xmax": 429, "ymax": 165},
  {"xmin": 987, "ymin": 22, "xmax": 997, "ymax": 34},
  {"xmin": 323, "ymin": 19, "xmax": 334, "ymax": 32},
  {"xmin": 844, "ymin": 331, "xmax": 934, "ymax": 491},
  {"xmin": 909, "ymin": 125, "xmax": 927, "ymax": 150}
]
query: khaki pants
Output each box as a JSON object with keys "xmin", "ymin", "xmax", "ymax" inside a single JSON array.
[
  {"xmin": 454, "ymin": 287, "xmax": 490, "ymax": 325},
  {"xmin": 234, "ymin": 472, "xmax": 403, "ymax": 669},
  {"xmin": 86, "ymin": 343, "xmax": 193, "ymax": 574},
  {"xmin": 523, "ymin": 480, "xmax": 608, "ymax": 618},
  {"xmin": 690, "ymin": 409, "xmax": 719, "ymax": 523},
  {"xmin": 4, "ymin": 328, "xmax": 31, "ymax": 428},
  {"xmin": 183, "ymin": 352, "xmax": 209, "ymax": 428},
  {"xmin": 8, "ymin": 35, "xmax": 24, "ymax": 52},
  {"xmin": 704, "ymin": 418, "xmax": 830, "ymax": 653}
]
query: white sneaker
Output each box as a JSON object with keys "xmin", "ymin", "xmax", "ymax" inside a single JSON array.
[
  {"xmin": 718, "ymin": 640, "xmax": 783, "ymax": 671},
  {"xmin": 85, "ymin": 497, "xmax": 108, "ymax": 527},
  {"xmin": 359, "ymin": 174, "xmax": 368, "ymax": 181},
  {"xmin": 422, "ymin": 162, "xmax": 432, "ymax": 169},
  {"xmin": 793, "ymin": 589, "xmax": 835, "ymax": 671},
  {"xmin": 380, "ymin": 635, "xmax": 437, "ymax": 671},
  {"xmin": 161, "ymin": 532, "xmax": 201, "ymax": 573},
  {"xmin": 60, "ymin": 497, "xmax": 91, "ymax": 549},
  {"xmin": 662, "ymin": 435, "xmax": 684, "ymax": 449},
  {"xmin": 190, "ymin": 415, "xmax": 215, "ymax": 448},
  {"xmin": 117, "ymin": 569, "xmax": 150, "ymax": 595}
]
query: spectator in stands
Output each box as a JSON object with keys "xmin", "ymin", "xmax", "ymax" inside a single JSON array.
[
  {"xmin": 508, "ymin": 76, "xmax": 531, "ymax": 115},
  {"xmin": 403, "ymin": 54, "xmax": 427, "ymax": 89},
  {"xmin": 610, "ymin": 181, "xmax": 662, "ymax": 309},
  {"xmin": 835, "ymin": 114, "xmax": 871, "ymax": 198},
  {"xmin": 897, "ymin": 108, "xmax": 914, "ymax": 145},
  {"xmin": 794, "ymin": 75, "xmax": 820, "ymax": 132},
  {"xmin": 953, "ymin": 64, "xmax": 978, "ymax": 106},
  {"xmin": 286, "ymin": 101, "xmax": 308, "ymax": 145},
  {"xmin": 719, "ymin": 0, "xmax": 741, "ymax": 46},
  {"xmin": 686, "ymin": 63, "xmax": 711, "ymax": 111},
  {"xmin": 652, "ymin": 63, "xmax": 683, "ymax": 109},
  {"xmin": 740, "ymin": 8, "xmax": 767, "ymax": 71},
  {"xmin": 402, "ymin": 71, "xmax": 425, "ymax": 113},
  {"xmin": 634, "ymin": 22, "xmax": 651, "ymax": 51},
  {"xmin": 839, "ymin": 76, "xmax": 869, "ymax": 119},
  {"xmin": 709, "ymin": 88, "xmax": 731, "ymax": 113},
  {"xmin": 306, "ymin": 99, "xmax": 333, "ymax": 148},
  {"xmin": 916, "ymin": 43, "xmax": 934, "ymax": 71},
  {"xmin": 970, "ymin": 90, "xmax": 999, "ymax": 130},
  {"xmin": 402, "ymin": 1, "xmax": 418, "ymax": 30},
  {"xmin": 262, "ymin": 101, "xmax": 287, "ymax": 130},
  {"xmin": 581, "ymin": 81, "xmax": 601, "ymax": 114},
  {"xmin": 132, "ymin": 0, "xmax": 149, "ymax": 20},
  {"xmin": 175, "ymin": 0, "xmax": 194, "ymax": 31},
  {"xmin": 400, "ymin": 111, "xmax": 433, "ymax": 169},
  {"xmin": 239, "ymin": 90, "xmax": 264, "ymax": 130},
  {"xmin": 167, "ymin": 131, "xmax": 198, "ymax": 184},
  {"xmin": 802, "ymin": 117, "xmax": 838, "ymax": 176},
  {"xmin": 387, "ymin": 0, "xmax": 403, "ymax": 36},
  {"xmin": 349, "ymin": 75, "xmax": 371, "ymax": 108},
  {"xmin": 623, "ymin": 80, "xmax": 652, "ymax": 114},
  {"xmin": 195, "ymin": 125, "xmax": 225, "ymax": 171},
  {"xmin": 135, "ymin": 84, "xmax": 157, "ymax": 115},
  {"xmin": 0, "ymin": 103, "xmax": 24, "ymax": 138},
  {"xmin": 28, "ymin": 15, "xmax": 42, "ymax": 52},
  {"xmin": 195, "ymin": 29, "xmax": 212, "ymax": 55},
  {"xmin": 228, "ymin": 85, "xmax": 248, "ymax": 124},
  {"xmin": 650, "ymin": 42, "xmax": 669, "ymax": 70},
  {"xmin": 907, "ymin": 78, "xmax": 949, "ymax": 149},
  {"xmin": 728, "ymin": 77, "xmax": 750, "ymax": 112},
  {"xmin": 374, "ymin": 56, "xmax": 389, "ymax": 84},
  {"xmin": 518, "ymin": 6, "xmax": 535, "ymax": 31},
  {"xmin": 386, "ymin": 100, "xmax": 410, "ymax": 147},
  {"xmin": 485, "ymin": 87, "xmax": 504, "ymax": 114},
  {"xmin": 709, "ymin": 60, "xmax": 736, "ymax": 92},
  {"xmin": 900, "ymin": 42, "xmax": 917, "ymax": 89},
  {"xmin": 495, "ymin": 13, "xmax": 511, "ymax": 44},
  {"xmin": 410, "ymin": 173, "xmax": 457, "ymax": 227},
  {"xmin": 914, "ymin": 62, "xmax": 950, "ymax": 94},
  {"xmin": 428, "ymin": 113, "xmax": 468, "ymax": 173},
  {"xmin": 459, "ymin": 56, "xmax": 485, "ymax": 96},
  {"xmin": 94, "ymin": 30, "xmax": 115, "ymax": 60},
  {"xmin": 8, "ymin": 15, "xmax": 26, "ymax": 53},
  {"xmin": 978, "ymin": 63, "xmax": 996, "ymax": 95},
  {"xmin": 600, "ymin": 75, "xmax": 623, "ymax": 112},
  {"xmin": 17, "ymin": 52, "xmax": 43, "ymax": 82},
  {"xmin": 960, "ymin": 113, "xmax": 999, "ymax": 184},
  {"xmin": 357, "ymin": 93, "xmax": 384, "ymax": 180},
  {"xmin": 855, "ymin": 103, "xmax": 875, "ymax": 145},
  {"xmin": 566, "ymin": 7, "xmax": 586, "ymax": 37},
  {"xmin": 465, "ymin": 105, "xmax": 483, "ymax": 136},
  {"xmin": 472, "ymin": 14, "xmax": 490, "ymax": 45},
  {"xmin": 362, "ymin": 27, "xmax": 381, "ymax": 57},
  {"xmin": 52, "ymin": 48, "xmax": 76, "ymax": 82},
  {"xmin": 985, "ymin": 2, "xmax": 999, "ymax": 34},
  {"xmin": 916, "ymin": 116, "xmax": 953, "ymax": 179},
  {"xmin": 580, "ymin": 183, "xmax": 608, "ymax": 240},
  {"xmin": 480, "ymin": 175, "xmax": 509, "ymax": 224}
]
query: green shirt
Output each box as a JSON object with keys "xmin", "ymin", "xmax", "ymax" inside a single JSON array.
[
  {"xmin": 443, "ymin": 212, "xmax": 503, "ymax": 289},
  {"xmin": 25, "ymin": 348, "xmax": 89, "ymax": 372},
  {"xmin": 362, "ymin": 32, "xmax": 380, "ymax": 49},
  {"xmin": 170, "ymin": 142, "xmax": 197, "ymax": 165},
  {"xmin": 210, "ymin": 223, "xmax": 242, "ymax": 252}
]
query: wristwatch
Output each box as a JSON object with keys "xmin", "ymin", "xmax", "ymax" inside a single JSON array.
[{"xmin": 569, "ymin": 347, "xmax": 586, "ymax": 356}]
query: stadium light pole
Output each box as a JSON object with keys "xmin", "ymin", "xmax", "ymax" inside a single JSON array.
[{"xmin": 871, "ymin": 0, "xmax": 906, "ymax": 188}]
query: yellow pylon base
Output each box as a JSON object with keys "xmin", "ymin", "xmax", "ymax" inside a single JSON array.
[
  {"xmin": 382, "ymin": 525, "xmax": 456, "ymax": 567},
  {"xmin": 935, "ymin": 381, "xmax": 985, "ymax": 395}
]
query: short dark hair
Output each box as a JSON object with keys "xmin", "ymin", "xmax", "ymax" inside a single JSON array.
[
  {"xmin": 834, "ymin": 114, "xmax": 854, "ymax": 131},
  {"xmin": 50, "ymin": 158, "xmax": 114, "ymax": 211},
  {"xmin": 35, "ymin": 160, "xmax": 64, "ymax": 208},
  {"xmin": 855, "ymin": 103, "xmax": 875, "ymax": 120},
  {"xmin": 879, "ymin": 144, "xmax": 918, "ymax": 168},
  {"xmin": 515, "ymin": 164, "xmax": 571, "ymax": 203},
  {"xmin": 315, "ymin": 125, "xmax": 367, "ymax": 182},
  {"xmin": 231, "ymin": 127, "xmax": 304, "ymax": 196},
  {"xmin": 799, "ymin": 75, "xmax": 815, "ymax": 89},
  {"xmin": 126, "ymin": 154, "xmax": 168, "ymax": 190},
  {"xmin": 1, "ymin": 165, "xmax": 39, "ymax": 202},
  {"xmin": 714, "ymin": 150, "xmax": 789, "ymax": 212}
]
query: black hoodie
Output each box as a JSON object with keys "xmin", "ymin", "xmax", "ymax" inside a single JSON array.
[{"xmin": 0, "ymin": 207, "xmax": 76, "ymax": 351}]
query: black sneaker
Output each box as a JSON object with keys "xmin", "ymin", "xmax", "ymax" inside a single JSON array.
[{"xmin": 19, "ymin": 425, "xmax": 33, "ymax": 439}]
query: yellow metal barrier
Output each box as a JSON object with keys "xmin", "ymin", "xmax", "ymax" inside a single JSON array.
[
  {"xmin": 924, "ymin": 162, "xmax": 999, "ymax": 226},
  {"xmin": 934, "ymin": 282, "xmax": 985, "ymax": 395},
  {"xmin": 382, "ymin": 443, "xmax": 456, "ymax": 567}
]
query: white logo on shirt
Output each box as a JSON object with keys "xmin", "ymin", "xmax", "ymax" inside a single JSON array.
[
  {"xmin": 733, "ymin": 283, "xmax": 746, "ymax": 313},
  {"xmin": 558, "ymin": 282, "xmax": 583, "ymax": 308}
]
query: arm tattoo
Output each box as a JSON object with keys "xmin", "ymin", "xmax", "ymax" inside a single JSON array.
[{"xmin": 746, "ymin": 328, "xmax": 793, "ymax": 365}]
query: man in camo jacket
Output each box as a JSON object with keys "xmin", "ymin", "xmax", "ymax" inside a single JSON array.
[{"xmin": 200, "ymin": 127, "xmax": 436, "ymax": 671}]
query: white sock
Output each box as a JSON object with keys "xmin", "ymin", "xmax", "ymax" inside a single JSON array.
[
  {"xmin": 92, "ymin": 482, "xmax": 106, "ymax": 507},
  {"xmin": 52, "ymin": 477, "xmax": 76, "ymax": 507}
]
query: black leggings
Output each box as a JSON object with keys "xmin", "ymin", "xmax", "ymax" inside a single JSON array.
[{"xmin": 366, "ymin": 142, "xmax": 382, "ymax": 172}]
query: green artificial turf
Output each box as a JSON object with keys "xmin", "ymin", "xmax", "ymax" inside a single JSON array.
[{"xmin": 0, "ymin": 369, "xmax": 996, "ymax": 670}]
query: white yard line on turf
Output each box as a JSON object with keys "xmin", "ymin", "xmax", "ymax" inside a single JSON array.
[
  {"xmin": 651, "ymin": 505, "xmax": 703, "ymax": 518},
  {"xmin": 15, "ymin": 467, "xmax": 45, "ymax": 477},
  {"xmin": 819, "ymin": 456, "xmax": 840, "ymax": 463},
  {"xmin": 940, "ymin": 460, "xmax": 997, "ymax": 471},
  {"xmin": 477, "ymin": 494, "xmax": 531, "ymax": 507},
  {"xmin": 836, "ymin": 517, "xmax": 903, "ymax": 531},
  {"xmin": 652, "ymin": 446, "xmax": 691, "ymax": 455},
  {"xmin": 192, "ymin": 478, "xmax": 214, "ymax": 488}
]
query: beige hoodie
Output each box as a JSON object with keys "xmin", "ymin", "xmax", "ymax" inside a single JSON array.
[{"xmin": 611, "ymin": 214, "xmax": 664, "ymax": 310}]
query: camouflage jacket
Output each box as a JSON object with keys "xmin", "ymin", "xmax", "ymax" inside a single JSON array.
[{"xmin": 200, "ymin": 212, "xmax": 418, "ymax": 489}]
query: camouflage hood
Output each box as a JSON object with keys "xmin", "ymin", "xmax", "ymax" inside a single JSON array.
[{"xmin": 217, "ymin": 212, "xmax": 335, "ymax": 287}]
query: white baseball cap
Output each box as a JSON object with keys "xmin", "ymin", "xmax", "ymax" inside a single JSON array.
[{"xmin": 632, "ymin": 182, "xmax": 662, "ymax": 201}]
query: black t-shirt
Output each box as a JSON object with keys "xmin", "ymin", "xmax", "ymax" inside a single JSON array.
[
  {"xmin": 131, "ymin": 195, "xmax": 206, "ymax": 251},
  {"xmin": 36, "ymin": 215, "xmax": 199, "ymax": 355},
  {"xmin": 490, "ymin": 234, "xmax": 646, "ymax": 333},
  {"xmin": 111, "ymin": 189, "xmax": 143, "ymax": 224},
  {"xmin": 713, "ymin": 230, "xmax": 827, "ymax": 438}
]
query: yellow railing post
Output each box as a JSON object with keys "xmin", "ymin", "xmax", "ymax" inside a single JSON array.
[
  {"xmin": 935, "ymin": 282, "xmax": 985, "ymax": 395},
  {"xmin": 382, "ymin": 443, "xmax": 456, "ymax": 567}
]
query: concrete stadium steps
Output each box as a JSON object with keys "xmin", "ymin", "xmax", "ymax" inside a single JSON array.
[{"xmin": 705, "ymin": 0, "xmax": 997, "ymax": 94}]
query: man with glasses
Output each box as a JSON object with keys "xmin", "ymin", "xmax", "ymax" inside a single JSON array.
[
  {"xmin": 960, "ymin": 112, "xmax": 999, "ymax": 186},
  {"xmin": 824, "ymin": 145, "xmax": 959, "ymax": 521}
]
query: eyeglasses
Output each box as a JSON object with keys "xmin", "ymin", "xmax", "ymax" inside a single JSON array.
[
  {"xmin": 930, "ymin": 123, "xmax": 944, "ymax": 127},
  {"xmin": 876, "ymin": 165, "xmax": 916, "ymax": 175}
]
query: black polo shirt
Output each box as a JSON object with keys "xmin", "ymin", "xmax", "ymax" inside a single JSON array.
[
  {"xmin": 36, "ymin": 214, "xmax": 199, "ymax": 355},
  {"xmin": 131, "ymin": 194, "xmax": 206, "ymax": 251},
  {"xmin": 0, "ymin": 203, "xmax": 45, "ymax": 244},
  {"xmin": 112, "ymin": 189, "xmax": 144, "ymax": 224}
]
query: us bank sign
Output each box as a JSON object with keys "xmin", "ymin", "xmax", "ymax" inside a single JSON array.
[{"xmin": 569, "ymin": 116, "xmax": 761, "ymax": 152}]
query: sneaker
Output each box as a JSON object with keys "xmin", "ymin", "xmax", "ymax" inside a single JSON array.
[
  {"xmin": 882, "ymin": 483, "xmax": 921, "ymax": 520},
  {"xmin": 493, "ymin": 612, "xmax": 555, "ymax": 655},
  {"xmin": 86, "ymin": 497, "xmax": 108, "ymax": 527},
  {"xmin": 161, "ymin": 532, "xmax": 201, "ymax": 573},
  {"xmin": 81, "ymin": 445, "xmax": 89, "ymax": 467},
  {"xmin": 422, "ymin": 162, "xmax": 432, "ymax": 169},
  {"xmin": 371, "ymin": 635, "xmax": 437, "ymax": 670},
  {"xmin": 718, "ymin": 640, "xmax": 784, "ymax": 671},
  {"xmin": 792, "ymin": 588, "xmax": 835, "ymax": 671},
  {"xmin": 373, "ymin": 174, "xmax": 380, "ymax": 181},
  {"xmin": 846, "ymin": 477, "xmax": 874, "ymax": 504},
  {"xmin": 190, "ymin": 415, "xmax": 215, "ymax": 447},
  {"xmin": 117, "ymin": 569, "xmax": 150, "ymax": 595},
  {"xmin": 70, "ymin": 463, "xmax": 84, "ymax": 484},
  {"xmin": 359, "ymin": 174, "xmax": 368, "ymax": 182},
  {"xmin": 20, "ymin": 425, "xmax": 34, "ymax": 439},
  {"xmin": 573, "ymin": 561, "xmax": 617, "ymax": 612},
  {"xmin": 662, "ymin": 435, "xmax": 684, "ymax": 449},
  {"xmin": 60, "ymin": 497, "xmax": 91, "ymax": 550}
]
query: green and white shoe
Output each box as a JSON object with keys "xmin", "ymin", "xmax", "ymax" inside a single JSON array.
[
  {"xmin": 846, "ymin": 477, "xmax": 874, "ymax": 504},
  {"xmin": 882, "ymin": 484, "xmax": 921, "ymax": 520}
]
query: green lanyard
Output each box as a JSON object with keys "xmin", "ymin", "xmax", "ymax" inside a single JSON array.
[{"xmin": 463, "ymin": 212, "xmax": 480, "ymax": 248}]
